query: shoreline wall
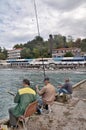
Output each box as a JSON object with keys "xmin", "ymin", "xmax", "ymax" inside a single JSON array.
[
  {"xmin": 0, "ymin": 78, "xmax": 86, "ymax": 124},
  {"xmin": 73, "ymin": 79, "xmax": 86, "ymax": 89}
]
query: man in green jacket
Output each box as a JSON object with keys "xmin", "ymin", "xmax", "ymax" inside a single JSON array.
[{"xmin": 9, "ymin": 79, "xmax": 37, "ymax": 127}]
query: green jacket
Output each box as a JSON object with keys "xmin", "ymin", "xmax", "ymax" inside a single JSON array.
[{"xmin": 12, "ymin": 87, "xmax": 37, "ymax": 117}]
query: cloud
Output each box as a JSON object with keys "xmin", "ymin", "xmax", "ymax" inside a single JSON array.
[
  {"xmin": 0, "ymin": 0, "xmax": 86, "ymax": 49},
  {"xmin": 43, "ymin": 0, "xmax": 85, "ymax": 11}
]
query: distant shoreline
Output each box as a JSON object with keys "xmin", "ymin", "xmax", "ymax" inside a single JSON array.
[{"xmin": 0, "ymin": 67, "xmax": 86, "ymax": 73}]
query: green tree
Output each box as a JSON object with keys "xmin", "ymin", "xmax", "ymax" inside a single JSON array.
[
  {"xmin": 53, "ymin": 34, "xmax": 67, "ymax": 48},
  {"xmin": 63, "ymin": 36, "xmax": 66, "ymax": 47},
  {"xmin": 9, "ymin": 34, "xmax": 86, "ymax": 59},
  {"xmin": 64, "ymin": 51, "xmax": 74, "ymax": 57},
  {"xmin": 33, "ymin": 48, "xmax": 40, "ymax": 58},
  {"xmin": 35, "ymin": 36, "xmax": 43, "ymax": 42},
  {"xmin": 21, "ymin": 48, "xmax": 32, "ymax": 58},
  {"xmin": 2, "ymin": 48, "xmax": 8, "ymax": 59},
  {"xmin": 0, "ymin": 47, "xmax": 2, "ymax": 53},
  {"xmin": 0, "ymin": 53, "xmax": 6, "ymax": 60},
  {"xmin": 74, "ymin": 38, "xmax": 81, "ymax": 48},
  {"xmin": 13, "ymin": 44, "xmax": 23, "ymax": 49},
  {"xmin": 67, "ymin": 35, "xmax": 73, "ymax": 48},
  {"xmin": 80, "ymin": 39, "xmax": 86, "ymax": 52}
]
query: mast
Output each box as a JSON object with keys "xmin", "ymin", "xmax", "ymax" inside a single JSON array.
[
  {"xmin": 33, "ymin": 0, "xmax": 46, "ymax": 78},
  {"xmin": 33, "ymin": 0, "xmax": 40, "ymax": 36}
]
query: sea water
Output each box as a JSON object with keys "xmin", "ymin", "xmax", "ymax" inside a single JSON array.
[{"xmin": 0, "ymin": 68, "xmax": 86, "ymax": 119}]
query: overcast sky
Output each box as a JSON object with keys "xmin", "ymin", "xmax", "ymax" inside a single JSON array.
[{"xmin": 0, "ymin": 0, "xmax": 86, "ymax": 49}]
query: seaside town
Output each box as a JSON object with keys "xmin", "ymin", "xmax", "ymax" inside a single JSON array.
[
  {"xmin": 0, "ymin": 36, "xmax": 86, "ymax": 130},
  {"xmin": 0, "ymin": 0, "xmax": 86, "ymax": 130},
  {"xmin": 0, "ymin": 35, "xmax": 86, "ymax": 70}
]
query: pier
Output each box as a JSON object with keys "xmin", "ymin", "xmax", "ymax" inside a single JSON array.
[{"xmin": 0, "ymin": 79, "xmax": 86, "ymax": 130}]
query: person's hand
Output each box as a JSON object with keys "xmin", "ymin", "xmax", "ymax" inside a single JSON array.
[
  {"xmin": 36, "ymin": 85, "xmax": 39, "ymax": 90},
  {"xmin": 58, "ymin": 85, "xmax": 62, "ymax": 88}
]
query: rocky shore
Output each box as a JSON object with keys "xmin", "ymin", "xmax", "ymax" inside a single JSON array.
[
  {"xmin": 0, "ymin": 80, "xmax": 86, "ymax": 130},
  {"xmin": 25, "ymin": 80, "xmax": 86, "ymax": 130}
]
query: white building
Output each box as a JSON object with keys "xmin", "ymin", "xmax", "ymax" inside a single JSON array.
[
  {"xmin": 7, "ymin": 48, "xmax": 22, "ymax": 59},
  {"xmin": 52, "ymin": 48, "xmax": 81, "ymax": 58}
]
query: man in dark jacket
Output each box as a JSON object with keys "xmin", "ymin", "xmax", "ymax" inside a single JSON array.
[
  {"xmin": 58, "ymin": 78, "xmax": 72, "ymax": 95},
  {"xmin": 9, "ymin": 79, "xmax": 37, "ymax": 127}
]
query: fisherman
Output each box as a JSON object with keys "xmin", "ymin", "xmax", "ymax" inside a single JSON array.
[
  {"xmin": 8, "ymin": 79, "xmax": 37, "ymax": 128},
  {"xmin": 58, "ymin": 78, "xmax": 72, "ymax": 95},
  {"xmin": 36, "ymin": 77, "xmax": 56, "ymax": 114}
]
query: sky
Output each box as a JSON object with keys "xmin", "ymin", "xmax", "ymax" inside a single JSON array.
[{"xmin": 0, "ymin": 0, "xmax": 86, "ymax": 49}]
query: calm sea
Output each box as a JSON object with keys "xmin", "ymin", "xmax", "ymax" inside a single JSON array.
[{"xmin": 0, "ymin": 68, "xmax": 86, "ymax": 119}]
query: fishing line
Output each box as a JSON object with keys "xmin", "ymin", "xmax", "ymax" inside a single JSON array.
[{"xmin": 42, "ymin": 57, "xmax": 46, "ymax": 78}]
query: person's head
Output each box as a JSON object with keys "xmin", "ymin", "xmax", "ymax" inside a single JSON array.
[
  {"xmin": 65, "ymin": 78, "xmax": 70, "ymax": 83},
  {"xmin": 23, "ymin": 79, "xmax": 30, "ymax": 87},
  {"xmin": 44, "ymin": 77, "xmax": 50, "ymax": 85}
]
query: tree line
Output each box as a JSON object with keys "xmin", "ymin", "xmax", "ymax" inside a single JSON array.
[
  {"xmin": 0, "ymin": 34, "xmax": 86, "ymax": 59},
  {"xmin": 0, "ymin": 47, "xmax": 7, "ymax": 60}
]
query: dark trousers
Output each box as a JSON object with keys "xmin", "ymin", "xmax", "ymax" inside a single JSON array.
[
  {"xmin": 9, "ymin": 108, "xmax": 17, "ymax": 127},
  {"xmin": 58, "ymin": 88, "xmax": 68, "ymax": 94},
  {"xmin": 37, "ymin": 99, "xmax": 49, "ymax": 114}
]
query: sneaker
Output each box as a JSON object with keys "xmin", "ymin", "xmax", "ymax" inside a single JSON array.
[
  {"xmin": 37, "ymin": 108, "xmax": 42, "ymax": 115},
  {"xmin": 10, "ymin": 125, "xmax": 19, "ymax": 129},
  {"xmin": 59, "ymin": 92, "xmax": 63, "ymax": 96}
]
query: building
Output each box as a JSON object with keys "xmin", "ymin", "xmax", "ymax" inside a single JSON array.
[
  {"xmin": 7, "ymin": 48, "xmax": 22, "ymax": 59},
  {"xmin": 52, "ymin": 48, "xmax": 81, "ymax": 58}
]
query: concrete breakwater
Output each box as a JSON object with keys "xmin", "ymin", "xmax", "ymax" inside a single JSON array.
[
  {"xmin": 73, "ymin": 79, "xmax": 86, "ymax": 89},
  {"xmin": 0, "ymin": 79, "xmax": 86, "ymax": 130},
  {"xmin": 73, "ymin": 79, "xmax": 86, "ymax": 99}
]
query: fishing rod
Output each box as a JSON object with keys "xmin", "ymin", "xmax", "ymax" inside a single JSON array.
[
  {"xmin": 40, "ymin": 34, "xmax": 54, "ymax": 79},
  {"xmin": 33, "ymin": 0, "xmax": 46, "ymax": 78},
  {"xmin": 42, "ymin": 57, "xmax": 46, "ymax": 78},
  {"xmin": 0, "ymin": 86, "xmax": 15, "ymax": 96},
  {"xmin": 33, "ymin": 0, "xmax": 40, "ymax": 36},
  {"xmin": 7, "ymin": 91, "xmax": 15, "ymax": 96}
]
